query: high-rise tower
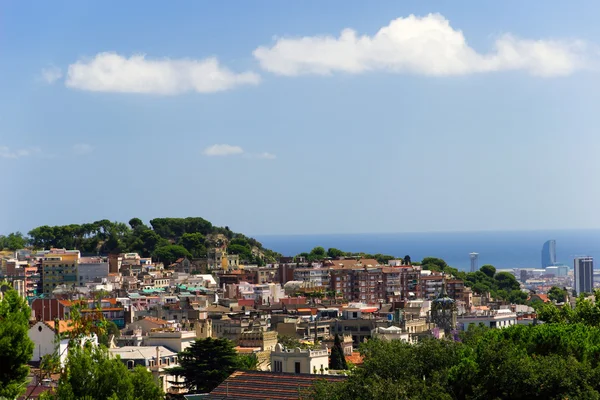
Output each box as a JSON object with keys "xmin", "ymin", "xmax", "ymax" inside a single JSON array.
[
  {"xmin": 469, "ymin": 253, "xmax": 479, "ymax": 273},
  {"xmin": 541, "ymin": 240, "xmax": 557, "ymax": 269},
  {"xmin": 574, "ymin": 257, "xmax": 594, "ymax": 295}
]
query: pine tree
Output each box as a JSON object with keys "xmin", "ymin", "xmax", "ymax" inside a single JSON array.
[
  {"xmin": 329, "ymin": 334, "xmax": 348, "ymax": 370},
  {"xmin": 0, "ymin": 285, "xmax": 35, "ymax": 399},
  {"xmin": 167, "ymin": 337, "xmax": 239, "ymax": 393}
]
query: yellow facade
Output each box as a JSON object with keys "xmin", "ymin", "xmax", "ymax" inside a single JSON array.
[{"xmin": 42, "ymin": 250, "xmax": 80, "ymax": 294}]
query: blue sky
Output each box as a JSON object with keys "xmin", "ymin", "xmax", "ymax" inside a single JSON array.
[{"xmin": 2, "ymin": 1, "xmax": 600, "ymax": 235}]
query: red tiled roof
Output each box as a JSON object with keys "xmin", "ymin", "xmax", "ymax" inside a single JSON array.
[
  {"xmin": 528, "ymin": 294, "xmax": 550, "ymax": 303},
  {"xmin": 345, "ymin": 351, "xmax": 364, "ymax": 366},
  {"xmin": 44, "ymin": 320, "xmax": 75, "ymax": 333},
  {"xmin": 206, "ymin": 370, "xmax": 346, "ymax": 399},
  {"xmin": 143, "ymin": 316, "xmax": 169, "ymax": 325}
]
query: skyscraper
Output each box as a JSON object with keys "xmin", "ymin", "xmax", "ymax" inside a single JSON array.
[
  {"xmin": 574, "ymin": 257, "xmax": 594, "ymax": 295},
  {"xmin": 541, "ymin": 240, "xmax": 557, "ymax": 269},
  {"xmin": 469, "ymin": 253, "xmax": 479, "ymax": 273}
]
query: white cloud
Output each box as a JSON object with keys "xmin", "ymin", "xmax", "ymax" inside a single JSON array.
[
  {"xmin": 0, "ymin": 146, "xmax": 41, "ymax": 159},
  {"xmin": 72, "ymin": 143, "xmax": 93, "ymax": 155},
  {"xmin": 253, "ymin": 13, "xmax": 587, "ymax": 77},
  {"xmin": 41, "ymin": 66, "xmax": 63, "ymax": 84},
  {"xmin": 203, "ymin": 144, "xmax": 244, "ymax": 157},
  {"xmin": 65, "ymin": 52, "xmax": 261, "ymax": 94}
]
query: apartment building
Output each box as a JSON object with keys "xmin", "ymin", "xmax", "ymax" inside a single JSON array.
[
  {"xmin": 41, "ymin": 249, "xmax": 80, "ymax": 294},
  {"xmin": 382, "ymin": 266, "xmax": 420, "ymax": 302},
  {"xmin": 294, "ymin": 267, "xmax": 330, "ymax": 288},
  {"xmin": 78, "ymin": 256, "xmax": 109, "ymax": 286}
]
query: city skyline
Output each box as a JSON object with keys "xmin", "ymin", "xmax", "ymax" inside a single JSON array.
[{"xmin": 3, "ymin": 1, "xmax": 600, "ymax": 235}]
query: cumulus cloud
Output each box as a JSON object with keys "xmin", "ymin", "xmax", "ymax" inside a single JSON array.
[
  {"xmin": 253, "ymin": 13, "xmax": 587, "ymax": 77},
  {"xmin": 72, "ymin": 143, "xmax": 93, "ymax": 155},
  {"xmin": 41, "ymin": 66, "xmax": 63, "ymax": 84},
  {"xmin": 203, "ymin": 144, "xmax": 244, "ymax": 157},
  {"xmin": 65, "ymin": 52, "xmax": 261, "ymax": 94},
  {"xmin": 0, "ymin": 146, "xmax": 41, "ymax": 159}
]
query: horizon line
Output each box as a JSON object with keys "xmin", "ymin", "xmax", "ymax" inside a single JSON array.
[{"xmin": 251, "ymin": 227, "xmax": 600, "ymax": 237}]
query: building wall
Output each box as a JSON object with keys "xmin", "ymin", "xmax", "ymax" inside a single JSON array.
[
  {"xmin": 271, "ymin": 347, "xmax": 329, "ymax": 374},
  {"xmin": 144, "ymin": 331, "xmax": 196, "ymax": 353},
  {"xmin": 575, "ymin": 257, "xmax": 594, "ymax": 295},
  {"xmin": 457, "ymin": 314, "xmax": 517, "ymax": 331},
  {"xmin": 42, "ymin": 255, "xmax": 78, "ymax": 294},
  {"xmin": 28, "ymin": 322, "xmax": 72, "ymax": 366},
  {"xmin": 31, "ymin": 298, "xmax": 66, "ymax": 321},
  {"xmin": 78, "ymin": 261, "xmax": 109, "ymax": 285}
]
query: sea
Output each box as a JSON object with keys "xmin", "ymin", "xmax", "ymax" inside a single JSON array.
[{"xmin": 255, "ymin": 230, "xmax": 600, "ymax": 272}]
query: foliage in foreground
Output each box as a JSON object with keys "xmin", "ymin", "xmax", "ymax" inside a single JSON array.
[
  {"xmin": 40, "ymin": 345, "xmax": 163, "ymax": 400},
  {"xmin": 166, "ymin": 337, "xmax": 241, "ymax": 394},
  {"xmin": 0, "ymin": 285, "xmax": 35, "ymax": 399},
  {"xmin": 312, "ymin": 322, "xmax": 600, "ymax": 400}
]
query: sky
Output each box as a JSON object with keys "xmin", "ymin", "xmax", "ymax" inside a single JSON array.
[{"xmin": 2, "ymin": 1, "xmax": 600, "ymax": 236}]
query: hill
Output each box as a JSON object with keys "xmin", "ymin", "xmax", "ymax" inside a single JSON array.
[{"xmin": 20, "ymin": 217, "xmax": 280, "ymax": 265}]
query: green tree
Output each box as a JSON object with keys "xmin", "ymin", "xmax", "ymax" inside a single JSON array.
[
  {"xmin": 49, "ymin": 345, "xmax": 163, "ymax": 400},
  {"xmin": 308, "ymin": 246, "xmax": 327, "ymax": 261},
  {"xmin": 329, "ymin": 334, "xmax": 348, "ymax": 370},
  {"xmin": 131, "ymin": 366, "xmax": 164, "ymax": 400},
  {"xmin": 403, "ymin": 255, "xmax": 411, "ymax": 265},
  {"xmin": 153, "ymin": 245, "xmax": 192, "ymax": 266},
  {"xmin": 167, "ymin": 337, "xmax": 239, "ymax": 394},
  {"xmin": 421, "ymin": 257, "xmax": 449, "ymax": 272},
  {"xmin": 178, "ymin": 232, "xmax": 207, "ymax": 258},
  {"xmin": 548, "ymin": 286, "xmax": 568, "ymax": 303},
  {"xmin": 2, "ymin": 232, "xmax": 27, "ymax": 250},
  {"xmin": 98, "ymin": 320, "xmax": 121, "ymax": 347},
  {"xmin": 480, "ymin": 264, "xmax": 496, "ymax": 278},
  {"xmin": 237, "ymin": 353, "xmax": 259, "ymax": 370},
  {"xmin": 494, "ymin": 271, "xmax": 520, "ymax": 291},
  {"xmin": 0, "ymin": 286, "xmax": 35, "ymax": 399},
  {"xmin": 227, "ymin": 244, "xmax": 252, "ymax": 261},
  {"xmin": 128, "ymin": 217, "xmax": 145, "ymax": 230},
  {"xmin": 327, "ymin": 248, "xmax": 346, "ymax": 259}
]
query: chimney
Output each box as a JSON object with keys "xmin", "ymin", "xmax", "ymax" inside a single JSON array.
[{"xmin": 156, "ymin": 346, "xmax": 160, "ymax": 369}]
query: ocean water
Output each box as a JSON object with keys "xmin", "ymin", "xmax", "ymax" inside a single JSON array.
[{"xmin": 255, "ymin": 230, "xmax": 600, "ymax": 271}]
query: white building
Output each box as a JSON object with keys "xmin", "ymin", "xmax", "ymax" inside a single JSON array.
[
  {"xmin": 143, "ymin": 330, "xmax": 197, "ymax": 353},
  {"xmin": 270, "ymin": 344, "xmax": 329, "ymax": 375},
  {"xmin": 109, "ymin": 346, "xmax": 181, "ymax": 392},
  {"xmin": 371, "ymin": 326, "xmax": 412, "ymax": 342},
  {"xmin": 293, "ymin": 267, "xmax": 331, "ymax": 288},
  {"xmin": 457, "ymin": 309, "xmax": 517, "ymax": 330},
  {"xmin": 12, "ymin": 279, "xmax": 26, "ymax": 299},
  {"xmin": 28, "ymin": 321, "xmax": 98, "ymax": 366}
]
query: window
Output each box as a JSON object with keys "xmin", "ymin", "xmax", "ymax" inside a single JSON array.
[
  {"xmin": 295, "ymin": 362, "xmax": 301, "ymax": 374},
  {"xmin": 127, "ymin": 360, "xmax": 134, "ymax": 369}
]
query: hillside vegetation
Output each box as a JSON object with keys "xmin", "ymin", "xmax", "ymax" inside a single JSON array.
[{"xmin": 1, "ymin": 217, "xmax": 280, "ymax": 266}]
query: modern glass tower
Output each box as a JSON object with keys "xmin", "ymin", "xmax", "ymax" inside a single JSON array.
[
  {"xmin": 574, "ymin": 257, "xmax": 594, "ymax": 295},
  {"xmin": 541, "ymin": 240, "xmax": 557, "ymax": 269}
]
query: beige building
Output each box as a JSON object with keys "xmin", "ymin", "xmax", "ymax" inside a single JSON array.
[
  {"xmin": 208, "ymin": 248, "xmax": 240, "ymax": 271},
  {"xmin": 144, "ymin": 330, "xmax": 197, "ymax": 353},
  {"xmin": 271, "ymin": 344, "xmax": 329, "ymax": 375},
  {"xmin": 238, "ymin": 329, "xmax": 278, "ymax": 351},
  {"xmin": 41, "ymin": 249, "xmax": 80, "ymax": 294}
]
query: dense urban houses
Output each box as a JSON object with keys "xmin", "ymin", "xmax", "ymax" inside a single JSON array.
[{"xmin": 2, "ymin": 238, "xmax": 574, "ymax": 398}]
